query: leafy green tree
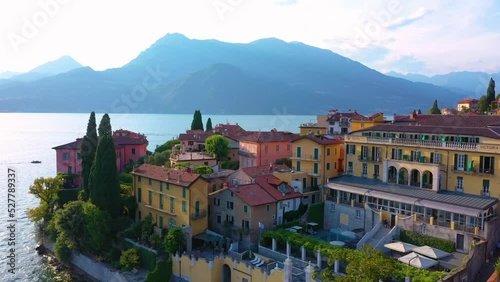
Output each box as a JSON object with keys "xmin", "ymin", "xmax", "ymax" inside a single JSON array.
[
  {"xmin": 479, "ymin": 95, "xmax": 489, "ymax": 112},
  {"xmin": 194, "ymin": 165, "xmax": 213, "ymax": 174},
  {"xmin": 144, "ymin": 150, "xmax": 171, "ymax": 166},
  {"xmin": 343, "ymin": 244, "xmax": 395, "ymax": 281},
  {"xmin": 27, "ymin": 177, "xmax": 62, "ymax": 223},
  {"xmin": 164, "ymin": 226, "xmax": 185, "ymax": 254},
  {"xmin": 206, "ymin": 117, "xmax": 213, "ymax": 131},
  {"xmin": 141, "ymin": 213, "xmax": 154, "ymax": 241},
  {"xmin": 120, "ymin": 248, "xmax": 140, "ymax": 271},
  {"xmin": 120, "ymin": 184, "xmax": 137, "ymax": 217},
  {"xmin": 205, "ymin": 134, "xmax": 230, "ymax": 161},
  {"xmin": 427, "ymin": 99, "xmax": 441, "ymax": 114},
  {"xmin": 417, "ymin": 109, "xmax": 422, "ymax": 114},
  {"xmin": 81, "ymin": 112, "xmax": 98, "ymax": 198},
  {"xmin": 487, "ymin": 78, "xmax": 496, "ymax": 108},
  {"xmin": 154, "ymin": 139, "xmax": 180, "ymax": 154},
  {"xmin": 81, "ymin": 202, "xmax": 111, "ymax": 253},
  {"xmin": 275, "ymin": 158, "xmax": 292, "ymax": 168},
  {"xmin": 54, "ymin": 235, "xmax": 72, "ymax": 263},
  {"xmin": 190, "ymin": 110, "xmax": 204, "ymax": 131},
  {"xmin": 89, "ymin": 114, "xmax": 122, "ymax": 217}
]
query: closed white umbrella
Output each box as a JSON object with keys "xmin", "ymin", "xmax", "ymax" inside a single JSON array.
[
  {"xmin": 413, "ymin": 245, "xmax": 451, "ymax": 259},
  {"xmin": 384, "ymin": 242, "xmax": 418, "ymax": 253},
  {"xmin": 398, "ymin": 252, "xmax": 438, "ymax": 269}
]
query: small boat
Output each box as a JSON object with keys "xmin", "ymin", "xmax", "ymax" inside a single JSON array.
[{"xmin": 31, "ymin": 160, "xmax": 42, "ymax": 164}]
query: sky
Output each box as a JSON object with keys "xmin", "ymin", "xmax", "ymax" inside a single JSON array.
[{"xmin": 0, "ymin": 0, "xmax": 499, "ymax": 76}]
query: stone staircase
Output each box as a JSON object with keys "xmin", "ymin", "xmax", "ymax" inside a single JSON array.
[{"xmin": 365, "ymin": 227, "xmax": 390, "ymax": 247}]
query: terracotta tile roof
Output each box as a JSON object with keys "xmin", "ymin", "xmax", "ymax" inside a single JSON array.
[
  {"xmin": 229, "ymin": 184, "xmax": 276, "ymax": 206},
  {"xmin": 241, "ymin": 164, "xmax": 291, "ymax": 178},
  {"xmin": 293, "ymin": 135, "xmax": 343, "ymax": 145},
  {"xmin": 327, "ymin": 111, "xmax": 369, "ymax": 122},
  {"xmin": 368, "ymin": 112, "xmax": 384, "ymax": 120},
  {"xmin": 52, "ymin": 138, "xmax": 84, "ymax": 149},
  {"xmin": 178, "ymin": 132, "xmax": 212, "ymax": 142},
  {"xmin": 255, "ymin": 175, "xmax": 302, "ymax": 200},
  {"xmin": 238, "ymin": 131, "xmax": 299, "ymax": 143},
  {"xmin": 113, "ymin": 136, "xmax": 148, "ymax": 145},
  {"xmin": 130, "ymin": 164, "xmax": 203, "ymax": 187},
  {"xmin": 457, "ymin": 98, "xmax": 478, "ymax": 104}
]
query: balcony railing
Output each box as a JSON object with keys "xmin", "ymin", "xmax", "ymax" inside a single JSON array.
[
  {"xmin": 191, "ymin": 210, "xmax": 207, "ymax": 220},
  {"xmin": 358, "ymin": 155, "xmax": 381, "ymax": 163},
  {"xmin": 306, "ymin": 169, "xmax": 322, "ymax": 176},
  {"xmin": 479, "ymin": 168, "xmax": 495, "ymax": 175},
  {"xmin": 290, "ymin": 154, "xmax": 320, "ymax": 161},
  {"xmin": 352, "ymin": 136, "xmax": 480, "ymax": 151}
]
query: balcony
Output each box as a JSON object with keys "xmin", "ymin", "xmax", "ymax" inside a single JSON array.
[
  {"xmin": 191, "ymin": 210, "xmax": 208, "ymax": 220},
  {"xmin": 358, "ymin": 155, "xmax": 381, "ymax": 163},
  {"xmin": 306, "ymin": 169, "xmax": 322, "ymax": 177},
  {"xmin": 290, "ymin": 154, "xmax": 320, "ymax": 161}
]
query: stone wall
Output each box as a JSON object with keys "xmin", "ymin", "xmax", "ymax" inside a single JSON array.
[
  {"xmin": 440, "ymin": 241, "xmax": 487, "ymax": 282},
  {"xmin": 323, "ymin": 200, "xmax": 376, "ymax": 232}
]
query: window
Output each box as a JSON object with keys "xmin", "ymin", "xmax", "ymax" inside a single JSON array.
[
  {"xmin": 77, "ymin": 153, "xmax": 81, "ymax": 160},
  {"xmin": 266, "ymin": 204, "xmax": 270, "ymax": 211},
  {"xmin": 276, "ymin": 144, "xmax": 279, "ymax": 152},
  {"xmin": 182, "ymin": 187, "xmax": 186, "ymax": 198},
  {"xmin": 212, "ymin": 184, "xmax": 216, "ymax": 192},
  {"xmin": 265, "ymin": 145, "xmax": 268, "ymax": 153},
  {"xmin": 213, "ymin": 198, "xmax": 220, "ymax": 206},
  {"xmin": 391, "ymin": 148, "xmax": 402, "ymax": 160},
  {"xmin": 372, "ymin": 147, "xmax": 380, "ymax": 161},
  {"xmin": 62, "ymin": 152, "xmax": 69, "ymax": 160},
  {"xmin": 195, "ymin": 201, "xmax": 200, "ymax": 216},
  {"xmin": 356, "ymin": 210, "xmax": 361, "ymax": 218},
  {"xmin": 296, "ymin": 147, "xmax": 302, "ymax": 158},
  {"xmin": 454, "ymin": 154, "xmax": 468, "ymax": 171},
  {"xmin": 479, "ymin": 156, "xmax": 495, "ymax": 174},
  {"xmin": 334, "ymin": 162, "xmax": 337, "ymax": 169},
  {"xmin": 68, "ymin": 166, "xmax": 72, "ymax": 174},
  {"xmin": 182, "ymin": 200, "xmax": 187, "ymax": 212},
  {"xmin": 148, "ymin": 179, "xmax": 152, "ymax": 185},
  {"xmin": 411, "ymin": 150, "xmax": 421, "ymax": 162},
  {"xmin": 170, "ymin": 197, "xmax": 175, "ymax": 213},
  {"xmin": 226, "ymin": 214, "xmax": 234, "ymax": 225},
  {"xmin": 347, "ymin": 144, "xmax": 356, "ymax": 155},
  {"xmin": 243, "ymin": 278, "xmax": 249, "ymax": 282},
  {"xmin": 132, "ymin": 148, "xmax": 136, "ymax": 155},
  {"xmin": 160, "ymin": 182, "xmax": 163, "ymax": 192},
  {"xmin": 137, "ymin": 188, "xmax": 142, "ymax": 202},
  {"xmin": 296, "ymin": 161, "xmax": 301, "ymax": 172},
  {"xmin": 361, "ymin": 146, "xmax": 368, "ymax": 160},
  {"xmin": 166, "ymin": 183, "xmax": 170, "ymax": 190},
  {"xmin": 374, "ymin": 165, "xmax": 380, "ymax": 179},
  {"xmin": 348, "ymin": 161, "xmax": 353, "ymax": 174},
  {"xmin": 244, "ymin": 205, "xmax": 248, "ymax": 213},
  {"xmin": 138, "ymin": 176, "xmax": 141, "ymax": 183},
  {"xmin": 456, "ymin": 177, "xmax": 463, "ymax": 192},
  {"xmin": 159, "ymin": 216, "xmax": 164, "ymax": 229},
  {"xmin": 241, "ymin": 220, "xmax": 249, "ymax": 230},
  {"xmin": 483, "ymin": 180, "xmax": 490, "ymax": 196},
  {"xmin": 431, "ymin": 152, "xmax": 441, "ymax": 164},
  {"xmin": 362, "ymin": 163, "xmax": 367, "ymax": 177},
  {"xmin": 159, "ymin": 194, "xmax": 164, "ymax": 210},
  {"xmin": 326, "ymin": 163, "xmax": 330, "ymax": 170},
  {"xmin": 327, "ymin": 148, "xmax": 331, "ymax": 156},
  {"xmin": 217, "ymin": 215, "xmax": 221, "ymax": 223},
  {"xmin": 313, "ymin": 163, "xmax": 319, "ymax": 174},
  {"xmin": 313, "ymin": 148, "xmax": 319, "ymax": 160},
  {"xmin": 148, "ymin": 191, "xmax": 152, "ymax": 205},
  {"xmin": 227, "ymin": 201, "xmax": 234, "ymax": 210}
]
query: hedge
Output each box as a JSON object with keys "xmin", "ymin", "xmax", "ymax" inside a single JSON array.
[
  {"xmin": 124, "ymin": 240, "xmax": 157, "ymax": 271},
  {"xmin": 57, "ymin": 188, "xmax": 82, "ymax": 206},
  {"xmin": 260, "ymin": 229, "xmax": 341, "ymax": 256},
  {"xmin": 306, "ymin": 202, "xmax": 324, "ymax": 229},
  {"xmin": 145, "ymin": 259, "xmax": 173, "ymax": 282},
  {"xmin": 400, "ymin": 229, "xmax": 456, "ymax": 253}
]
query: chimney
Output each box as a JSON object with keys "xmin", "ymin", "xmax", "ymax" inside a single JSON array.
[{"xmin": 178, "ymin": 174, "xmax": 182, "ymax": 183}]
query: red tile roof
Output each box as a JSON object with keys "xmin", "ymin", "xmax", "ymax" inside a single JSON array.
[
  {"xmin": 327, "ymin": 111, "xmax": 369, "ymax": 122},
  {"xmin": 178, "ymin": 132, "xmax": 212, "ymax": 142},
  {"xmin": 52, "ymin": 138, "xmax": 84, "ymax": 150},
  {"xmin": 229, "ymin": 184, "xmax": 276, "ymax": 206},
  {"xmin": 368, "ymin": 112, "xmax": 384, "ymax": 120},
  {"xmin": 293, "ymin": 135, "xmax": 343, "ymax": 145},
  {"xmin": 255, "ymin": 175, "xmax": 302, "ymax": 200},
  {"xmin": 238, "ymin": 131, "xmax": 299, "ymax": 143},
  {"xmin": 53, "ymin": 130, "xmax": 149, "ymax": 149},
  {"xmin": 130, "ymin": 164, "xmax": 203, "ymax": 187},
  {"xmin": 457, "ymin": 98, "xmax": 478, "ymax": 104},
  {"xmin": 241, "ymin": 164, "xmax": 291, "ymax": 178}
]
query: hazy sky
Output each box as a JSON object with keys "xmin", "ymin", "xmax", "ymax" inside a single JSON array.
[{"xmin": 1, "ymin": 0, "xmax": 499, "ymax": 75}]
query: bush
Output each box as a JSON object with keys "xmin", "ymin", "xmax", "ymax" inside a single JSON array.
[
  {"xmin": 275, "ymin": 158, "xmax": 292, "ymax": 168},
  {"xmin": 124, "ymin": 240, "xmax": 158, "ymax": 271},
  {"xmin": 123, "ymin": 221, "xmax": 143, "ymax": 240},
  {"xmin": 54, "ymin": 236, "xmax": 72, "ymax": 264},
  {"xmin": 307, "ymin": 202, "xmax": 324, "ymax": 229},
  {"xmin": 57, "ymin": 188, "xmax": 82, "ymax": 207},
  {"xmin": 120, "ymin": 248, "xmax": 140, "ymax": 271},
  {"xmin": 145, "ymin": 259, "xmax": 173, "ymax": 282},
  {"xmin": 194, "ymin": 165, "xmax": 213, "ymax": 175},
  {"xmin": 119, "ymin": 173, "xmax": 134, "ymax": 185},
  {"xmin": 220, "ymin": 160, "xmax": 239, "ymax": 170},
  {"xmin": 400, "ymin": 229, "xmax": 456, "ymax": 253}
]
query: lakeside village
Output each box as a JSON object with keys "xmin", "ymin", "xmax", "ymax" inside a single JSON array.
[{"xmin": 29, "ymin": 92, "xmax": 500, "ymax": 281}]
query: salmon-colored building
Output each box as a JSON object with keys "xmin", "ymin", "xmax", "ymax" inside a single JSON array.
[
  {"xmin": 52, "ymin": 129, "xmax": 148, "ymax": 187},
  {"xmin": 238, "ymin": 130, "xmax": 299, "ymax": 168}
]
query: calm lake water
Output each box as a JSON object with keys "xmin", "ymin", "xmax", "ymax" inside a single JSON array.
[{"xmin": 0, "ymin": 112, "xmax": 312, "ymax": 281}]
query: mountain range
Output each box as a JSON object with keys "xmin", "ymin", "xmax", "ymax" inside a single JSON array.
[
  {"xmin": 0, "ymin": 56, "xmax": 82, "ymax": 83},
  {"xmin": 0, "ymin": 33, "xmax": 482, "ymax": 114}
]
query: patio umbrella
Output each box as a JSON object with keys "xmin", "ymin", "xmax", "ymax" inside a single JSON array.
[
  {"xmin": 413, "ymin": 245, "xmax": 451, "ymax": 259},
  {"xmin": 340, "ymin": 230, "xmax": 356, "ymax": 239},
  {"xmin": 398, "ymin": 252, "xmax": 438, "ymax": 269},
  {"xmin": 384, "ymin": 242, "xmax": 418, "ymax": 253},
  {"xmin": 330, "ymin": 241, "xmax": 346, "ymax": 247}
]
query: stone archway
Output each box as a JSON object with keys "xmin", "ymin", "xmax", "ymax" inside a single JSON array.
[
  {"xmin": 223, "ymin": 264, "xmax": 231, "ymax": 282},
  {"xmin": 398, "ymin": 167, "xmax": 408, "ymax": 185},
  {"xmin": 422, "ymin": 170, "xmax": 433, "ymax": 189},
  {"xmin": 388, "ymin": 166, "xmax": 397, "ymax": 183},
  {"xmin": 410, "ymin": 169, "xmax": 421, "ymax": 187}
]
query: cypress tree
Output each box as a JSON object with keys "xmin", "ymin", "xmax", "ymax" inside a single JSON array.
[
  {"xmin": 428, "ymin": 100, "xmax": 441, "ymax": 115},
  {"xmin": 486, "ymin": 78, "xmax": 496, "ymax": 109},
  {"xmin": 88, "ymin": 114, "xmax": 121, "ymax": 217},
  {"xmin": 190, "ymin": 110, "xmax": 204, "ymax": 131},
  {"xmin": 206, "ymin": 118, "xmax": 213, "ymax": 131},
  {"xmin": 81, "ymin": 112, "xmax": 97, "ymax": 197}
]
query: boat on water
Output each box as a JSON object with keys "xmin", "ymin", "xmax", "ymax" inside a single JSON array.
[{"xmin": 31, "ymin": 160, "xmax": 42, "ymax": 164}]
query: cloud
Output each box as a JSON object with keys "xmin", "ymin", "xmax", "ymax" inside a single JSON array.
[
  {"xmin": 386, "ymin": 8, "xmax": 429, "ymax": 30},
  {"xmin": 274, "ymin": 0, "xmax": 299, "ymax": 6}
]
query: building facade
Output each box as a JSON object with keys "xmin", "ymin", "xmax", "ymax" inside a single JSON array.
[{"xmin": 238, "ymin": 130, "xmax": 298, "ymax": 168}]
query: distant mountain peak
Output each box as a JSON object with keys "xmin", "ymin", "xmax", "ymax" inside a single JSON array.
[{"xmin": 29, "ymin": 55, "xmax": 83, "ymax": 75}]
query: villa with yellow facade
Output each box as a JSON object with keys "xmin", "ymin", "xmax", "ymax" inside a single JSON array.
[
  {"xmin": 325, "ymin": 114, "xmax": 500, "ymax": 253},
  {"xmin": 131, "ymin": 164, "xmax": 209, "ymax": 237}
]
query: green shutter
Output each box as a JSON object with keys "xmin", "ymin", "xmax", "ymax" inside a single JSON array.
[
  {"xmin": 480, "ymin": 156, "xmax": 484, "ymax": 172},
  {"xmin": 454, "ymin": 154, "xmax": 458, "ymax": 170},
  {"xmin": 138, "ymin": 188, "xmax": 141, "ymax": 202}
]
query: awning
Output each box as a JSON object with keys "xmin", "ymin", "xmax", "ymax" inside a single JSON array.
[
  {"xmin": 413, "ymin": 245, "xmax": 451, "ymax": 259},
  {"xmin": 384, "ymin": 241, "xmax": 418, "ymax": 253},
  {"xmin": 398, "ymin": 252, "xmax": 438, "ymax": 269},
  {"xmin": 330, "ymin": 241, "xmax": 346, "ymax": 247}
]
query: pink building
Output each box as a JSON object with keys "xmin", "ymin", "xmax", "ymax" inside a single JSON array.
[
  {"xmin": 52, "ymin": 129, "xmax": 148, "ymax": 187},
  {"xmin": 238, "ymin": 129, "xmax": 298, "ymax": 168}
]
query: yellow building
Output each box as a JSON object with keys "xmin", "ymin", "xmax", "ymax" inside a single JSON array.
[
  {"xmin": 131, "ymin": 164, "xmax": 209, "ymax": 236},
  {"xmin": 282, "ymin": 136, "xmax": 343, "ymax": 204},
  {"xmin": 325, "ymin": 115, "xmax": 500, "ymax": 253},
  {"xmin": 350, "ymin": 112, "xmax": 385, "ymax": 132},
  {"xmin": 299, "ymin": 115, "xmax": 328, "ymax": 135}
]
